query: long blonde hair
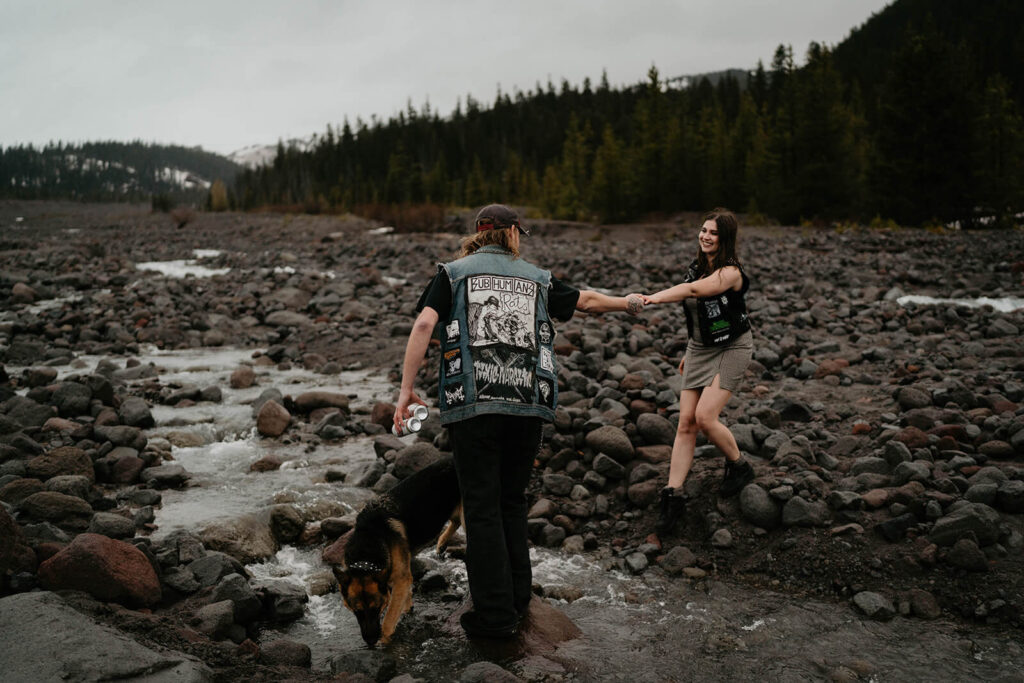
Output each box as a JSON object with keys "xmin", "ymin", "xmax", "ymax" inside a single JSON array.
[{"xmin": 457, "ymin": 227, "xmax": 520, "ymax": 259}]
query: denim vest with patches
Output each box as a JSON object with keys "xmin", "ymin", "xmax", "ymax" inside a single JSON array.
[{"xmin": 437, "ymin": 246, "xmax": 557, "ymax": 425}]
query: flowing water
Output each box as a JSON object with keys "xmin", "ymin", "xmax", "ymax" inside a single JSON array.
[{"xmin": 33, "ymin": 346, "xmax": 1024, "ymax": 681}]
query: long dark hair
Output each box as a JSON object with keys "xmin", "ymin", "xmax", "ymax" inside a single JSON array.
[{"xmin": 694, "ymin": 207, "xmax": 741, "ymax": 276}]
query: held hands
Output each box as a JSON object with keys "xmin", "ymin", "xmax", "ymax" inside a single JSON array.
[
  {"xmin": 625, "ymin": 293, "xmax": 646, "ymax": 315},
  {"xmin": 626, "ymin": 292, "xmax": 662, "ymax": 311}
]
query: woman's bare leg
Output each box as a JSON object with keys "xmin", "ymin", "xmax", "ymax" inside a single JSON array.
[
  {"xmin": 693, "ymin": 374, "xmax": 740, "ymax": 462},
  {"xmin": 667, "ymin": 389, "xmax": 701, "ymax": 489}
]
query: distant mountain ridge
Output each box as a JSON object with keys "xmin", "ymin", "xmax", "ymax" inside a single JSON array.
[{"xmin": 0, "ymin": 141, "xmax": 242, "ymax": 203}]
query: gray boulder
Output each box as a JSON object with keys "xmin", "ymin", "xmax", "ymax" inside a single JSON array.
[
  {"xmin": 782, "ymin": 496, "xmax": 829, "ymax": 527},
  {"xmin": 0, "ymin": 592, "xmax": 211, "ymax": 681},
  {"xmin": 739, "ymin": 484, "xmax": 781, "ymax": 529},
  {"xmin": 584, "ymin": 425, "xmax": 634, "ymax": 463},
  {"xmin": 928, "ymin": 502, "xmax": 1001, "ymax": 547},
  {"xmin": 635, "ymin": 413, "xmax": 675, "ymax": 446}
]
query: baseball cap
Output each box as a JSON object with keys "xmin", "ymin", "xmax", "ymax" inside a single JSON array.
[{"xmin": 475, "ymin": 204, "xmax": 529, "ymax": 236}]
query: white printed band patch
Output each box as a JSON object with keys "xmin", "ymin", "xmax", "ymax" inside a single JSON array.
[
  {"xmin": 467, "ymin": 275, "xmax": 538, "ymax": 352},
  {"xmin": 444, "ymin": 381, "xmax": 466, "ymax": 407},
  {"xmin": 539, "ymin": 347, "xmax": 554, "ymax": 373},
  {"xmin": 474, "ymin": 346, "xmax": 534, "ymax": 404},
  {"xmin": 445, "ymin": 319, "xmax": 461, "ymax": 344},
  {"xmin": 444, "ymin": 349, "xmax": 463, "ymax": 376}
]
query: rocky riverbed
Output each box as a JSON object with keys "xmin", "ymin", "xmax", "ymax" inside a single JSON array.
[{"xmin": 0, "ymin": 200, "xmax": 1022, "ymax": 681}]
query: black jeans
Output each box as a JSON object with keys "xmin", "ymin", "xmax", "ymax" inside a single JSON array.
[{"xmin": 448, "ymin": 414, "xmax": 541, "ymax": 628}]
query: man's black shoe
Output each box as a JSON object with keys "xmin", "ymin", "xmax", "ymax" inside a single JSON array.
[
  {"xmin": 460, "ymin": 610, "xmax": 518, "ymax": 639},
  {"xmin": 656, "ymin": 487, "xmax": 686, "ymax": 535},
  {"xmin": 719, "ymin": 458, "xmax": 754, "ymax": 497}
]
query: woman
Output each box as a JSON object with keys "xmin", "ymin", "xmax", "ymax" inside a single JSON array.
[{"xmin": 643, "ymin": 208, "xmax": 754, "ymax": 535}]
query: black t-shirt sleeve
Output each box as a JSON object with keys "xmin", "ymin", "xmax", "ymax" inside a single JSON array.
[
  {"xmin": 415, "ymin": 270, "xmax": 453, "ymax": 319},
  {"xmin": 548, "ymin": 277, "xmax": 580, "ymax": 322},
  {"xmin": 416, "ymin": 270, "xmax": 578, "ymax": 323}
]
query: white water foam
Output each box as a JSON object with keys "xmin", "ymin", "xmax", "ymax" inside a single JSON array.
[
  {"xmin": 136, "ymin": 249, "xmax": 230, "ymax": 278},
  {"xmin": 897, "ymin": 294, "xmax": 1024, "ymax": 313}
]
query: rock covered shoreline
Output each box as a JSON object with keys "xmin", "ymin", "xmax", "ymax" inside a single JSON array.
[{"xmin": 1, "ymin": 200, "xmax": 1023, "ymax": 680}]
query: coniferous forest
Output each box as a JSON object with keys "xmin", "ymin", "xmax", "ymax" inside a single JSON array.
[
  {"xmin": 0, "ymin": 141, "xmax": 240, "ymax": 204},
  {"xmin": 234, "ymin": 0, "xmax": 1024, "ymax": 228}
]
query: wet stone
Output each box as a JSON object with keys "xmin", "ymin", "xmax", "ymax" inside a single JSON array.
[{"xmin": 852, "ymin": 591, "xmax": 895, "ymax": 620}]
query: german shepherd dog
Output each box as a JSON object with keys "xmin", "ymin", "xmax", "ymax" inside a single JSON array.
[{"xmin": 333, "ymin": 456, "xmax": 462, "ymax": 647}]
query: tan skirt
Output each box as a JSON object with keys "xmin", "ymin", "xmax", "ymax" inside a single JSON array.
[{"xmin": 682, "ymin": 330, "xmax": 753, "ymax": 392}]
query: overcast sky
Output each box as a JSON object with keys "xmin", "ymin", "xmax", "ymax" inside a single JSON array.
[{"xmin": 1, "ymin": 0, "xmax": 891, "ymax": 156}]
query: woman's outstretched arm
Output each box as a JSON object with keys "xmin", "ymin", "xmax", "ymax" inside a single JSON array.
[{"xmin": 645, "ymin": 266, "xmax": 742, "ymax": 304}]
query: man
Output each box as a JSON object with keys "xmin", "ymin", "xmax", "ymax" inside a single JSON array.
[{"xmin": 394, "ymin": 204, "xmax": 643, "ymax": 639}]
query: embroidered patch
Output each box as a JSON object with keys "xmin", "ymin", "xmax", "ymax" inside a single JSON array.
[
  {"xmin": 539, "ymin": 347, "xmax": 554, "ymax": 373},
  {"xmin": 445, "ymin": 319, "xmax": 460, "ymax": 344},
  {"xmin": 444, "ymin": 349, "xmax": 463, "ymax": 376},
  {"xmin": 466, "ymin": 275, "xmax": 538, "ymax": 351},
  {"xmin": 444, "ymin": 381, "xmax": 466, "ymax": 407},
  {"xmin": 473, "ymin": 346, "xmax": 534, "ymax": 403},
  {"xmin": 537, "ymin": 377, "xmax": 555, "ymax": 408},
  {"xmin": 538, "ymin": 321, "xmax": 553, "ymax": 345}
]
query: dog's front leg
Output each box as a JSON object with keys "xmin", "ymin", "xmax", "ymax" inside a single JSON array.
[{"xmin": 380, "ymin": 542, "xmax": 413, "ymax": 645}]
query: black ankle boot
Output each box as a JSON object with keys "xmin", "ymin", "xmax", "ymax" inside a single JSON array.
[
  {"xmin": 656, "ymin": 487, "xmax": 687, "ymax": 535},
  {"xmin": 719, "ymin": 458, "xmax": 754, "ymax": 497}
]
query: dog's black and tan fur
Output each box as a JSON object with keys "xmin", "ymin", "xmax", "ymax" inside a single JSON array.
[{"xmin": 333, "ymin": 456, "xmax": 462, "ymax": 646}]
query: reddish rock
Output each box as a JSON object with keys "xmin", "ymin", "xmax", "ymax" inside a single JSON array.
[
  {"xmin": 111, "ymin": 455, "xmax": 146, "ymax": 484},
  {"xmin": 250, "ymin": 454, "xmax": 284, "ymax": 472},
  {"xmin": 25, "ymin": 446, "xmax": 94, "ymax": 482},
  {"xmin": 11, "ymin": 281, "xmax": 37, "ymax": 303},
  {"xmin": 628, "ymin": 399, "xmax": 657, "ymax": 417},
  {"xmin": 635, "ymin": 445, "xmax": 672, "ymax": 463},
  {"xmin": 627, "ymin": 479, "xmax": 661, "ymax": 507},
  {"xmin": 230, "ymin": 365, "xmax": 255, "ymax": 389},
  {"xmin": 851, "ymin": 421, "xmax": 872, "ymax": 435},
  {"xmin": 34, "ymin": 541, "xmax": 65, "ymax": 565},
  {"xmin": 257, "ymin": 400, "xmax": 291, "ymax": 437},
  {"xmin": 861, "ymin": 489, "xmax": 890, "ymax": 509},
  {"xmin": 20, "ymin": 491, "xmax": 94, "ymax": 527},
  {"xmin": 814, "ymin": 358, "xmax": 849, "ymax": 379},
  {"xmin": 0, "ymin": 478, "xmax": 45, "ymax": 505},
  {"xmin": 990, "ymin": 400, "xmax": 1017, "ymax": 415},
  {"xmin": 619, "ymin": 374, "xmax": 646, "ymax": 391},
  {"xmin": 891, "ymin": 481, "xmax": 926, "ymax": 504},
  {"xmin": 293, "ymin": 391, "xmax": 349, "ymax": 413},
  {"xmin": 935, "ymin": 436, "xmax": 960, "ymax": 452},
  {"xmin": 38, "ymin": 533, "xmax": 161, "ymax": 607},
  {"xmin": 928, "ymin": 424, "xmax": 969, "ymax": 441},
  {"xmin": 894, "ymin": 426, "xmax": 929, "ymax": 449},
  {"xmin": 370, "ymin": 402, "xmax": 397, "ymax": 428},
  {"xmin": 41, "ymin": 417, "xmax": 82, "ymax": 433},
  {"xmin": 94, "ymin": 407, "xmax": 120, "ymax": 426},
  {"xmin": 978, "ymin": 440, "xmax": 1014, "ymax": 459}
]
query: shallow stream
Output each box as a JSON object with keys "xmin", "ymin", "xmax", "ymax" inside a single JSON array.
[{"xmin": 38, "ymin": 346, "xmax": 1024, "ymax": 680}]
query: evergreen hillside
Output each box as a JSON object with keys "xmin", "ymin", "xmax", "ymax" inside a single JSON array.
[
  {"xmin": 0, "ymin": 141, "xmax": 241, "ymax": 204},
  {"xmin": 235, "ymin": 0, "xmax": 1024, "ymax": 227}
]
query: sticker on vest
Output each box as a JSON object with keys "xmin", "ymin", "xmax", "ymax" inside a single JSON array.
[
  {"xmin": 466, "ymin": 275, "xmax": 538, "ymax": 351},
  {"xmin": 473, "ymin": 346, "xmax": 535, "ymax": 403},
  {"xmin": 537, "ymin": 377, "xmax": 555, "ymax": 408},
  {"xmin": 703, "ymin": 299, "xmax": 722, "ymax": 318},
  {"xmin": 445, "ymin": 320, "xmax": 460, "ymax": 344},
  {"xmin": 538, "ymin": 321, "xmax": 553, "ymax": 345},
  {"xmin": 444, "ymin": 381, "xmax": 466, "ymax": 407},
  {"xmin": 539, "ymin": 347, "xmax": 554, "ymax": 373},
  {"xmin": 444, "ymin": 349, "xmax": 463, "ymax": 376}
]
